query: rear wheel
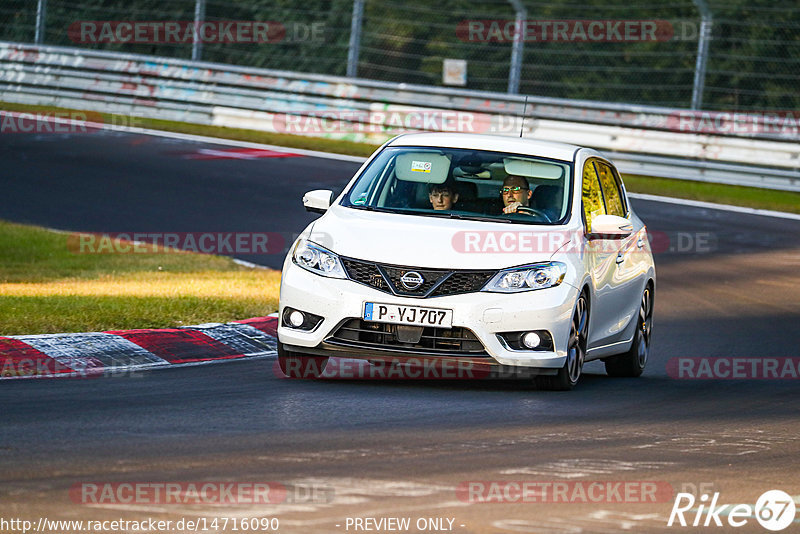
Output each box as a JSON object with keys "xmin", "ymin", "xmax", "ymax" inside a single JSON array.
[
  {"xmin": 604, "ymin": 285, "xmax": 653, "ymax": 377},
  {"xmin": 535, "ymin": 293, "xmax": 588, "ymax": 391},
  {"xmin": 277, "ymin": 342, "xmax": 329, "ymax": 379}
]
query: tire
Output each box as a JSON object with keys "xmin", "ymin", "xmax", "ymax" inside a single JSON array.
[
  {"xmin": 277, "ymin": 341, "xmax": 329, "ymax": 379},
  {"xmin": 535, "ymin": 292, "xmax": 588, "ymax": 391},
  {"xmin": 604, "ymin": 285, "xmax": 653, "ymax": 378}
]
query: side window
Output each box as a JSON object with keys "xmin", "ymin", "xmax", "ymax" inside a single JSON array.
[
  {"xmin": 595, "ymin": 161, "xmax": 626, "ymax": 217},
  {"xmin": 582, "ymin": 160, "xmax": 605, "ymax": 232}
]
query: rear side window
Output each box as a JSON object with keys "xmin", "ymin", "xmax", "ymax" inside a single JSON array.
[
  {"xmin": 582, "ymin": 161, "xmax": 605, "ymax": 232},
  {"xmin": 595, "ymin": 161, "xmax": 626, "ymax": 217}
]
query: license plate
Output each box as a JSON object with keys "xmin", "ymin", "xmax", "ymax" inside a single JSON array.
[{"xmin": 363, "ymin": 302, "xmax": 453, "ymax": 328}]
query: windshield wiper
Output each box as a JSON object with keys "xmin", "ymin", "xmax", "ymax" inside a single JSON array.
[
  {"xmin": 444, "ymin": 213, "xmax": 499, "ymax": 222},
  {"xmin": 347, "ymin": 205, "xmax": 400, "ymax": 214},
  {"xmin": 451, "ymin": 213, "xmax": 552, "ymax": 225}
]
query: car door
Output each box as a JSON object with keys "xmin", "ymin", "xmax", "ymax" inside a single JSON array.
[
  {"xmin": 594, "ymin": 160, "xmax": 646, "ymax": 346},
  {"xmin": 581, "ymin": 158, "xmax": 639, "ymax": 350}
]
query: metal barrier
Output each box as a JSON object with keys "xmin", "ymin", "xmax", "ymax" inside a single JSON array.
[{"xmin": 1, "ymin": 41, "xmax": 798, "ymax": 191}]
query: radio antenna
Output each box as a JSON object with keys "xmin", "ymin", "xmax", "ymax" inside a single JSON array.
[{"xmin": 519, "ymin": 95, "xmax": 528, "ymax": 138}]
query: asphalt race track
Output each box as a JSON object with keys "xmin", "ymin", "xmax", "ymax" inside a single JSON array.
[{"xmin": 1, "ymin": 127, "xmax": 799, "ymax": 533}]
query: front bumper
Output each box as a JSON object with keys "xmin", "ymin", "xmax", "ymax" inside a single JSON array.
[{"xmin": 278, "ymin": 262, "xmax": 578, "ymax": 369}]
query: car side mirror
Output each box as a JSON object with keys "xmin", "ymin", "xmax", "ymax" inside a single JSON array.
[
  {"xmin": 302, "ymin": 190, "xmax": 334, "ymax": 214},
  {"xmin": 588, "ymin": 214, "xmax": 633, "ymax": 240}
]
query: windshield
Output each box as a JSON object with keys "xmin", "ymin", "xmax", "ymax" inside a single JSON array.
[{"xmin": 341, "ymin": 146, "xmax": 572, "ymax": 224}]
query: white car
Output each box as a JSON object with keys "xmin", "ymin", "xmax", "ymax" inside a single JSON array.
[{"xmin": 278, "ymin": 133, "xmax": 655, "ymax": 389}]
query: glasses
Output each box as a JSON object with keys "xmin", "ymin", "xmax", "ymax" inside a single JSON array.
[
  {"xmin": 430, "ymin": 192, "xmax": 452, "ymax": 199},
  {"xmin": 500, "ymin": 186, "xmax": 528, "ymax": 194}
]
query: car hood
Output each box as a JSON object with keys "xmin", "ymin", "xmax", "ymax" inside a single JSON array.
[{"xmin": 307, "ymin": 205, "xmax": 574, "ymax": 270}]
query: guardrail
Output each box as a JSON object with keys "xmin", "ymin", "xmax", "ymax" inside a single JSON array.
[{"xmin": 1, "ymin": 41, "xmax": 798, "ymax": 191}]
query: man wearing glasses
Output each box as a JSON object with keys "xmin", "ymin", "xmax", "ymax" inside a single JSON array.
[{"xmin": 500, "ymin": 175, "xmax": 533, "ymax": 214}]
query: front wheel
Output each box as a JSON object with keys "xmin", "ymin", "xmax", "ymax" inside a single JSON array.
[
  {"xmin": 277, "ymin": 342, "xmax": 329, "ymax": 379},
  {"xmin": 535, "ymin": 293, "xmax": 588, "ymax": 391},
  {"xmin": 604, "ymin": 285, "xmax": 653, "ymax": 377}
]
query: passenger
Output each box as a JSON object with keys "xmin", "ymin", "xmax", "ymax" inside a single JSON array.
[
  {"xmin": 500, "ymin": 175, "xmax": 532, "ymax": 214},
  {"xmin": 428, "ymin": 183, "xmax": 459, "ymax": 210}
]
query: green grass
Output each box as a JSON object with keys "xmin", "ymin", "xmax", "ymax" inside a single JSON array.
[
  {"xmin": 0, "ymin": 220, "xmax": 280, "ymax": 335},
  {"xmin": 0, "ymin": 220, "xmax": 242, "ymax": 283},
  {"xmin": 0, "ymin": 295, "xmax": 273, "ymax": 336},
  {"xmin": 622, "ymin": 174, "xmax": 800, "ymax": 214}
]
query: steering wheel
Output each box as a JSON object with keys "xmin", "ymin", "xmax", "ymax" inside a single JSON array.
[{"xmin": 515, "ymin": 206, "xmax": 552, "ymax": 221}]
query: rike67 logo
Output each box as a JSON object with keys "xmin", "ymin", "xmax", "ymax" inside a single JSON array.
[{"xmin": 668, "ymin": 490, "xmax": 796, "ymax": 531}]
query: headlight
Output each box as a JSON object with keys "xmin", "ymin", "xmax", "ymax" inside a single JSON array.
[
  {"xmin": 482, "ymin": 262, "xmax": 567, "ymax": 293},
  {"xmin": 292, "ymin": 239, "xmax": 347, "ymax": 279}
]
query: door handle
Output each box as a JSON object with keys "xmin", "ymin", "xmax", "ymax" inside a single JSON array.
[
  {"xmin": 637, "ymin": 238, "xmax": 645, "ymax": 249},
  {"xmin": 616, "ymin": 252, "xmax": 625, "ymax": 264}
]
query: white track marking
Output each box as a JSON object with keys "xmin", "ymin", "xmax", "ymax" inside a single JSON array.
[
  {"xmin": 93, "ymin": 120, "xmax": 366, "ymax": 163},
  {"xmin": 493, "ymin": 511, "xmax": 670, "ymax": 533},
  {"xmin": 13, "ymin": 332, "xmax": 168, "ymax": 370},
  {"xmin": 232, "ymin": 258, "xmax": 271, "ymax": 269},
  {"xmin": 631, "ymin": 433, "xmax": 798, "ymax": 456},
  {"xmin": 628, "ymin": 192, "xmax": 800, "ymax": 221},
  {"xmin": 287, "ymin": 477, "xmax": 451, "ymax": 498},
  {"xmin": 500, "ymin": 459, "xmax": 675, "ymax": 479},
  {"xmin": 492, "ymin": 518, "xmax": 584, "ymax": 533},
  {"xmin": 185, "ymin": 323, "xmax": 277, "ymax": 353}
]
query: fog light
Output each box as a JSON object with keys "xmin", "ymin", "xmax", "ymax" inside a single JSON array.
[
  {"xmin": 288, "ymin": 310, "xmax": 305, "ymax": 327},
  {"xmin": 521, "ymin": 332, "xmax": 541, "ymax": 349}
]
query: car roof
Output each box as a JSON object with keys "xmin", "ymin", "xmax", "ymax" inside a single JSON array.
[{"xmin": 386, "ymin": 133, "xmax": 583, "ymax": 162}]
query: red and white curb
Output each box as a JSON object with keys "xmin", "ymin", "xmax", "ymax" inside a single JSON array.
[{"xmin": 0, "ymin": 316, "xmax": 278, "ymax": 379}]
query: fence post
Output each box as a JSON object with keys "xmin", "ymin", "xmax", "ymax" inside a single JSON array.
[
  {"xmin": 347, "ymin": 0, "xmax": 365, "ymax": 77},
  {"xmin": 507, "ymin": 0, "xmax": 526, "ymax": 94},
  {"xmin": 691, "ymin": 0, "xmax": 712, "ymax": 110},
  {"xmin": 35, "ymin": 0, "xmax": 47, "ymax": 44},
  {"xmin": 192, "ymin": 0, "xmax": 206, "ymax": 62}
]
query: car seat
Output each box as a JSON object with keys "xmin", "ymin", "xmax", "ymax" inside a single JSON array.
[{"xmin": 531, "ymin": 184, "xmax": 563, "ymax": 221}]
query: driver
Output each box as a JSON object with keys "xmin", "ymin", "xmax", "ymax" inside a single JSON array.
[{"xmin": 501, "ymin": 175, "xmax": 532, "ymax": 214}]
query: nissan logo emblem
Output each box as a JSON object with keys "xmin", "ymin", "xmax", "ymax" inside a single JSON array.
[{"xmin": 400, "ymin": 271, "xmax": 424, "ymax": 290}]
